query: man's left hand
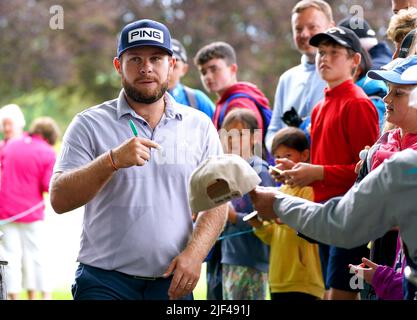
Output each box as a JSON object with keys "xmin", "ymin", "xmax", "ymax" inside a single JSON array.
[{"xmin": 163, "ymin": 250, "xmax": 202, "ymax": 300}]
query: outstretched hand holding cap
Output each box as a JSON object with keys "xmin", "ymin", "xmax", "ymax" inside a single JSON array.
[
  {"xmin": 248, "ymin": 187, "xmax": 281, "ymax": 221},
  {"xmin": 188, "ymin": 154, "xmax": 261, "ymax": 213}
]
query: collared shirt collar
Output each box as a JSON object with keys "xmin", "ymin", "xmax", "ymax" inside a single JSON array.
[
  {"xmin": 116, "ymin": 89, "xmax": 183, "ymax": 121},
  {"xmin": 324, "ymin": 79, "xmax": 354, "ymax": 98},
  {"xmin": 301, "ymin": 54, "xmax": 317, "ymax": 72}
]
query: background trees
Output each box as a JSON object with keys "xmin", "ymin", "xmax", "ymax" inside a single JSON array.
[{"xmin": 0, "ymin": 0, "xmax": 393, "ymax": 131}]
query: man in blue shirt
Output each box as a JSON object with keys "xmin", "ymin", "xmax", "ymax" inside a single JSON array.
[
  {"xmin": 168, "ymin": 38, "xmax": 215, "ymax": 120},
  {"xmin": 265, "ymin": 0, "xmax": 334, "ymax": 151}
]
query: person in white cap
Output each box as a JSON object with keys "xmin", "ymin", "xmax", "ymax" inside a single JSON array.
[
  {"xmin": 50, "ymin": 19, "xmax": 227, "ymax": 300},
  {"xmin": 0, "ymin": 104, "xmax": 26, "ymax": 154},
  {"xmin": 365, "ymin": 55, "xmax": 417, "ymax": 173}
]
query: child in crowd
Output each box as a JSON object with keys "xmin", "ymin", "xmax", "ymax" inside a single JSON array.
[
  {"xmin": 194, "ymin": 41, "xmax": 271, "ymax": 134},
  {"xmin": 218, "ymin": 108, "xmax": 274, "ymax": 300},
  {"xmin": 194, "ymin": 42, "xmax": 274, "ymax": 167},
  {"xmin": 349, "ymin": 55, "xmax": 417, "ymax": 300},
  {"xmin": 273, "ymin": 27, "xmax": 379, "ymax": 300},
  {"xmin": 251, "ymin": 127, "xmax": 324, "ymax": 301},
  {"xmin": 386, "ymin": 7, "xmax": 417, "ymax": 59}
]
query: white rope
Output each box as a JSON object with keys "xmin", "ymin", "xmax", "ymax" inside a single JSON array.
[{"xmin": 0, "ymin": 201, "xmax": 45, "ymax": 226}]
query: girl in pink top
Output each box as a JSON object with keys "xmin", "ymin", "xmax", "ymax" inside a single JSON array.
[{"xmin": 349, "ymin": 64, "xmax": 417, "ymax": 300}]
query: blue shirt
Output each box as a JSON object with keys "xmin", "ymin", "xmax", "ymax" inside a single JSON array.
[
  {"xmin": 266, "ymin": 55, "xmax": 326, "ymax": 151},
  {"xmin": 54, "ymin": 90, "xmax": 223, "ymax": 277},
  {"xmin": 169, "ymin": 83, "xmax": 215, "ymax": 120}
]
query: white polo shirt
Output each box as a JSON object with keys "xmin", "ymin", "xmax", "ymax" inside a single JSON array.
[{"xmin": 54, "ymin": 90, "xmax": 222, "ymax": 277}]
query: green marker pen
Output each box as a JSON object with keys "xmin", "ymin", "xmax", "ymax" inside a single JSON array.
[
  {"xmin": 128, "ymin": 118, "xmax": 162, "ymax": 150},
  {"xmin": 129, "ymin": 119, "xmax": 138, "ymax": 137}
]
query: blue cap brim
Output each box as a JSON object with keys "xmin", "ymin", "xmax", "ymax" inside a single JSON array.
[
  {"xmin": 367, "ymin": 69, "xmax": 417, "ymax": 85},
  {"xmin": 402, "ymin": 65, "xmax": 417, "ymax": 81},
  {"xmin": 118, "ymin": 43, "xmax": 173, "ymax": 58}
]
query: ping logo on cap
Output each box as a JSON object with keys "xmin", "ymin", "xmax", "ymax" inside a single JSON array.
[
  {"xmin": 128, "ymin": 27, "xmax": 164, "ymax": 44},
  {"xmin": 328, "ymin": 27, "xmax": 346, "ymax": 34}
]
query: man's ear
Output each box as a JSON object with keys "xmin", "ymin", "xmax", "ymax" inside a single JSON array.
[
  {"xmin": 301, "ymin": 149, "xmax": 310, "ymax": 162},
  {"xmin": 113, "ymin": 57, "xmax": 121, "ymax": 74},
  {"xmin": 181, "ymin": 63, "xmax": 189, "ymax": 76},
  {"xmin": 230, "ymin": 63, "xmax": 238, "ymax": 75},
  {"xmin": 169, "ymin": 56, "xmax": 176, "ymax": 71},
  {"xmin": 353, "ymin": 52, "xmax": 361, "ymax": 67}
]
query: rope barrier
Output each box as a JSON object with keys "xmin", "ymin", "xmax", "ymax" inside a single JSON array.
[
  {"xmin": 0, "ymin": 201, "xmax": 45, "ymax": 226},
  {"xmin": 217, "ymin": 221, "xmax": 273, "ymax": 241}
]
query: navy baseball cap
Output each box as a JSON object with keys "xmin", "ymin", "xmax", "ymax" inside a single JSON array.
[
  {"xmin": 172, "ymin": 39, "xmax": 188, "ymax": 62},
  {"xmin": 367, "ymin": 55, "xmax": 417, "ymax": 85},
  {"xmin": 338, "ymin": 17, "xmax": 376, "ymax": 39},
  {"xmin": 117, "ymin": 19, "xmax": 173, "ymax": 58},
  {"xmin": 309, "ymin": 26, "xmax": 362, "ymax": 53},
  {"xmin": 398, "ymin": 28, "xmax": 417, "ymax": 59}
]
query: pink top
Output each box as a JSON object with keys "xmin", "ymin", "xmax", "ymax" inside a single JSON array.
[
  {"xmin": 0, "ymin": 134, "xmax": 56, "ymax": 223},
  {"xmin": 368, "ymin": 128, "xmax": 417, "ymax": 300},
  {"xmin": 371, "ymin": 128, "xmax": 417, "ymax": 170}
]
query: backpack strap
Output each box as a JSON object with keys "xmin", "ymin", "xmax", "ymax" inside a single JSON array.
[
  {"xmin": 219, "ymin": 93, "xmax": 261, "ymax": 127},
  {"xmin": 183, "ymin": 86, "xmax": 198, "ymax": 109}
]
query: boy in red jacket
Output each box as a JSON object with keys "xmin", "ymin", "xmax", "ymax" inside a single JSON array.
[
  {"xmin": 275, "ymin": 26, "xmax": 379, "ymax": 300},
  {"xmin": 194, "ymin": 41, "xmax": 270, "ymax": 136}
]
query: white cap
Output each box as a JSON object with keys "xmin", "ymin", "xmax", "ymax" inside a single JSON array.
[
  {"xmin": 401, "ymin": 65, "xmax": 417, "ymax": 81},
  {"xmin": 189, "ymin": 154, "xmax": 261, "ymax": 213},
  {"xmin": 410, "ymin": 87, "xmax": 417, "ymax": 109},
  {"xmin": 0, "ymin": 104, "xmax": 26, "ymax": 132}
]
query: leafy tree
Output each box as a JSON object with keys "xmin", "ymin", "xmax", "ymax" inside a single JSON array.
[{"xmin": 0, "ymin": 0, "xmax": 393, "ymax": 131}]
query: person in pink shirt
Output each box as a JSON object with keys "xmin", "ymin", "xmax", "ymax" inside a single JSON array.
[
  {"xmin": 0, "ymin": 104, "xmax": 25, "ymax": 147},
  {"xmin": 0, "ymin": 117, "xmax": 60, "ymax": 300},
  {"xmin": 0, "ymin": 104, "xmax": 26, "ymax": 184}
]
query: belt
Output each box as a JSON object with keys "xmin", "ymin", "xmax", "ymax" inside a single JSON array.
[
  {"xmin": 131, "ymin": 275, "xmax": 163, "ymax": 281},
  {"xmin": 81, "ymin": 263, "xmax": 168, "ymax": 281}
]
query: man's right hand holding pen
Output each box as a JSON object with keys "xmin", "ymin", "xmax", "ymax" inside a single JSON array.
[
  {"xmin": 110, "ymin": 137, "xmax": 161, "ymax": 169},
  {"xmin": 109, "ymin": 119, "xmax": 161, "ymax": 170}
]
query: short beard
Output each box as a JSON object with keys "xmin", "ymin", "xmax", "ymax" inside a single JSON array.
[{"xmin": 122, "ymin": 77, "xmax": 168, "ymax": 104}]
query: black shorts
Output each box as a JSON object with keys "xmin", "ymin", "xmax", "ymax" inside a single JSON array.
[{"xmin": 319, "ymin": 244, "xmax": 369, "ymax": 292}]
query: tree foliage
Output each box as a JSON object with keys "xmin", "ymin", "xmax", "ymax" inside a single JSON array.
[{"xmin": 0, "ymin": 0, "xmax": 393, "ymax": 131}]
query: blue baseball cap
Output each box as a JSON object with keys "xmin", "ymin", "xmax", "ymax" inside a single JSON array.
[
  {"xmin": 117, "ymin": 19, "xmax": 173, "ymax": 58},
  {"xmin": 367, "ymin": 55, "xmax": 417, "ymax": 85}
]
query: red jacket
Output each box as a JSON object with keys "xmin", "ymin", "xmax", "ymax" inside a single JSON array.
[
  {"xmin": 311, "ymin": 80, "xmax": 379, "ymax": 202},
  {"xmin": 214, "ymin": 82, "xmax": 270, "ymax": 135}
]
